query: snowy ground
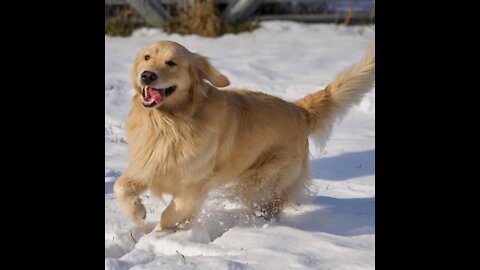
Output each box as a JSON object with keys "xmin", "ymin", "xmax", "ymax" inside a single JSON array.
[{"xmin": 105, "ymin": 21, "xmax": 375, "ymax": 270}]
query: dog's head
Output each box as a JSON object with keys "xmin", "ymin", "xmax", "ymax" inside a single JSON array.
[{"xmin": 131, "ymin": 40, "xmax": 230, "ymax": 110}]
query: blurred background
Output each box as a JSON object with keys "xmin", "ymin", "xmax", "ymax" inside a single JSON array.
[{"xmin": 105, "ymin": 0, "xmax": 375, "ymax": 37}]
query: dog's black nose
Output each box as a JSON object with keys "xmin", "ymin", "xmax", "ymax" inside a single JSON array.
[{"xmin": 141, "ymin": 71, "xmax": 157, "ymax": 84}]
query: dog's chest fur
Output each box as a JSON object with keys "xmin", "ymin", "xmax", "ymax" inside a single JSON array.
[{"xmin": 125, "ymin": 108, "xmax": 219, "ymax": 189}]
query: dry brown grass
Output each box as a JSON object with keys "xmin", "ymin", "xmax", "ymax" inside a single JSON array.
[
  {"xmin": 105, "ymin": 1, "xmax": 259, "ymax": 37},
  {"xmin": 344, "ymin": 9, "xmax": 353, "ymax": 26},
  {"xmin": 163, "ymin": 0, "xmax": 259, "ymax": 37},
  {"xmin": 105, "ymin": 5, "xmax": 146, "ymax": 37}
]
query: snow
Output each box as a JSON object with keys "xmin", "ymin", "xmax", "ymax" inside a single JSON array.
[{"xmin": 105, "ymin": 21, "xmax": 375, "ymax": 269}]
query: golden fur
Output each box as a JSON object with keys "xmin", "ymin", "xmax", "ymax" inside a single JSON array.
[{"xmin": 114, "ymin": 41, "xmax": 375, "ymax": 230}]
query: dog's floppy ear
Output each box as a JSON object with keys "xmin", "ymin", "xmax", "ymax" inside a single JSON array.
[{"xmin": 192, "ymin": 53, "xmax": 230, "ymax": 87}]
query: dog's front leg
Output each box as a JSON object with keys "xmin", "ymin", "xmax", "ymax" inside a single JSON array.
[
  {"xmin": 114, "ymin": 175, "xmax": 148, "ymax": 225},
  {"xmin": 158, "ymin": 186, "xmax": 207, "ymax": 230}
]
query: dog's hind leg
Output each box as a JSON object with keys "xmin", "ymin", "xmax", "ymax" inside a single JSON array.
[
  {"xmin": 114, "ymin": 175, "xmax": 148, "ymax": 225},
  {"xmin": 236, "ymin": 147, "xmax": 309, "ymax": 220}
]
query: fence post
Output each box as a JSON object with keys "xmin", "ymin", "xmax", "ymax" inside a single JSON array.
[
  {"xmin": 126, "ymin": 0, "xmax": 171, "ymax": 27},
  {"xmin": 221, "ymin": 0, "xmax": 263, "ymax": 24}
]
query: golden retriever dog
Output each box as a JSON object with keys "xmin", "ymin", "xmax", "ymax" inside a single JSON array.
[{"xmin": 114, "ymin": 40, "xmax": 375, "ymax": 230}]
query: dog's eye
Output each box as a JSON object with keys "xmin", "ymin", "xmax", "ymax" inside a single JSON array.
[
  {"xmin": 165, "ymin": 60, "xmax": 177, "ymax": 67},
  {"xmin": 144, "ymin": 55, "xmax": 150, "ymax": 61}
]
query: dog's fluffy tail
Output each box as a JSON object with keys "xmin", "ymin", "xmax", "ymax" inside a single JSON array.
[{"xmin": 295, "ymin": 46, "xmax": 375, "ymax": 150}]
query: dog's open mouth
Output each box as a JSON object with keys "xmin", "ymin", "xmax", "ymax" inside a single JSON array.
[{"xmin": 141, "ymin": 86, "xmax": 177, "ymax": 108}]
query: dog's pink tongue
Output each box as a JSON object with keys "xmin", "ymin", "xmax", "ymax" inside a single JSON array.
[{"xmin": 147, "ymin": 87, "xmax": 164, "ymax": 103}]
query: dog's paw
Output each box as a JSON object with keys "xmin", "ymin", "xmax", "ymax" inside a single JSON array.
[
  {"xmin": 153, "ymin": 223, "xmax": 178, "ymax": 235},
  {"xmin": 119, "ymin": 196, "xmax": 147, "ymax": 225},
  {"xmin": 130, "ymin": 197, "xmax": 147, "ymax": 225},
  {"xmin": 153, "ymin": 223, "xmax": 163, "ymax": 232}
]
